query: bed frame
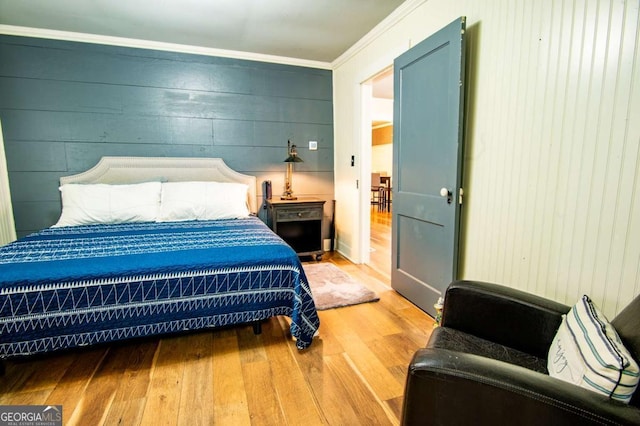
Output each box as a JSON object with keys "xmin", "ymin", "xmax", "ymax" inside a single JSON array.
[{"xmin": 60, "ymin": 156, "xmax": 258, "ymax": 214}]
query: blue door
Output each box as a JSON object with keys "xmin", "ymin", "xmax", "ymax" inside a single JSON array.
[{"xmin": 391, "ymin": 17, "xmax": 466, "ymax": 316}]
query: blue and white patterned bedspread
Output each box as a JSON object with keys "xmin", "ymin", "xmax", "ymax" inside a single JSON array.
[{"xmin": 0, "ymin": 217, "xmax": 319, "ymax": 357}]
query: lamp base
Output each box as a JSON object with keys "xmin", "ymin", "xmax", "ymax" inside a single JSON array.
[{"xmin": 281, "ymin": 195, "xmax": 298, "ymax": 200}]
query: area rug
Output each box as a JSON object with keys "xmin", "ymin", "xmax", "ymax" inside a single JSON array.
[{"xmin": 303, "ymin": 263, "xmax": 379, "ymax": 310}]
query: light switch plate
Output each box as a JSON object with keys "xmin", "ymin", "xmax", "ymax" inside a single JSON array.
[{"xmin": 309, "ymin": 140, "xmax": 318, "ymax": 150}]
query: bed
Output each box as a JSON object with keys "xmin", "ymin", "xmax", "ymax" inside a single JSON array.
[{"xmin": 0, "ymin": 156, "xmax": 320, "ymax": 361}]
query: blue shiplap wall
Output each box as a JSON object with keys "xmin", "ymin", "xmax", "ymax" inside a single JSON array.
[{"xmin": 0, "ymin": 36, "xmax": 334, "ymax": 237}]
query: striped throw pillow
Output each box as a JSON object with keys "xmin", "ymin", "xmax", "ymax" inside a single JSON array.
[{"xmin": 548, "ymin": 295, "xmax": 639, "ymax": 403}]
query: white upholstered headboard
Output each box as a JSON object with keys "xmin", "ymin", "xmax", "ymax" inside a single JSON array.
[{"xmin": 60, "ymin": 156, "xmax": 258, "ymax": 214}]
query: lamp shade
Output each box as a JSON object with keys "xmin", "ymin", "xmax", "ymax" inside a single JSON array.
[{"xmin": 284, "ymin": 154, "xmax": 303, "ymax": 163}]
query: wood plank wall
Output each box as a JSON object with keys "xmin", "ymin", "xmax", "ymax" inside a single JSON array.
[
  {"xmin": 459, "ymin": 0, "xmax": 640, "ymax": 317},
  {"xmin": 0, "ymin": 36, "xmax": 334, "ymax": 237}
]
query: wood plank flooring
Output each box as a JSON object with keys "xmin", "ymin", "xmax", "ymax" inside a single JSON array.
[
  {"xmin": 369, "ymin": 207, "xmax": 392, "ymax": 280},
  {"xmin": 0, "ymin": 253, "xmax": 433, "ymax": 426}
]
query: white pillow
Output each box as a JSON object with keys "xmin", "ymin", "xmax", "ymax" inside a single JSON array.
[
  {"xmin": 157, "ymin": 181, "xmax": 250, "ymax": 222},
  {"xmin": 53, "ymin": 182, "xmax": 162, "ymax": 227},
  {"xmin": 548, "ymin": 295, "xmax": 639, "ymax": 403}
]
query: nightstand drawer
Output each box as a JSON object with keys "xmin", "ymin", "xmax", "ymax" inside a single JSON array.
[{"xmin": 277, "ymin": 208, "xmax": 322, "ymax": 221}]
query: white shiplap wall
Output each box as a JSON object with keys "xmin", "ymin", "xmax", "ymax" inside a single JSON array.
[
  {"xmin": 462, "ymin": 0, "xmax": 640, "ymax": 318},
  {"xmin": 333, "ymin": 0, "xmax": 640, "ymax": 318}
]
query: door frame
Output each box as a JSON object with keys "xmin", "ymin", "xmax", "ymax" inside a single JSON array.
[
  {"xmin": 358, "ymin": 80, "xmax": 373, "ymax": 265},
  {"xmin": 358, "ymin": 66, "xmax": 394, "ymax": 266}
]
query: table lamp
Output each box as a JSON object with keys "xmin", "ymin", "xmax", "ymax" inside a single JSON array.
[{"xmin": 282, "ymin": 140, "xmax": 303, "ymax": 200}]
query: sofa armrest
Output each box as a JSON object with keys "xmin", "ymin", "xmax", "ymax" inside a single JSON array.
[
  {"xmin": 441, "ymin": 280, "xmax": 570, "ymax": 358},
  {"xmin": 402, "ymin": 348, "xmax": 640, "ymax": 426}
]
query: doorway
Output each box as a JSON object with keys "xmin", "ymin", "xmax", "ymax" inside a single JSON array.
[{"xmin": 362, "ymin": 68, "xmax": 393, "ymax": 280}]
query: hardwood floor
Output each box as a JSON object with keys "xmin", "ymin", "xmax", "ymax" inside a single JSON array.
[
  {"xmin": 0, "ymin": 254, "xmax": 433, "ymax": 426},
  {"xmin": 369, "ymin": 207, "xmax": 392, "ymax": 280}
]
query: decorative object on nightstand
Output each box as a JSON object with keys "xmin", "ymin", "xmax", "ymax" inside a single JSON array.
[
  {"xmin": 266, "ymin": 198, "xmax": 325, "ymax": 260},
  {"xmin": 282, "ymin": 140, "xmax": 303, "ymax": 200}
]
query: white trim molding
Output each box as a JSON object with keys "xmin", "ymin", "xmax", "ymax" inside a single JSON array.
[
  {"xmin": 0, "ymin": 25, "xmax": 332, "ymax": 70},
  {"xmin": 1, "ymin": 0, "xmax": 427, "ymax": 72}
]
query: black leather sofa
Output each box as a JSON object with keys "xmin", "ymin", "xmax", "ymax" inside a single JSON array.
[{"xmin": 401, "ymin": 280, "xmax": 640, "ymax": 425}]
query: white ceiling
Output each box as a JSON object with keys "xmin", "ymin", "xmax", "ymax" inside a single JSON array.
[{"xmin": 0, "ymin": 0, "xmax": 406, "ymax": 63}]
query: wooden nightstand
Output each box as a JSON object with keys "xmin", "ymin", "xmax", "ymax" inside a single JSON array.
[{"xmin": 266, "ymin": 198, "xmax": 325, "ymax": 260}]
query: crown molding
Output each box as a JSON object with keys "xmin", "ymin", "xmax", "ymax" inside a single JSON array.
[
  {"xmin": 331, "ymin": 0, "xmax": 427, "ymax": 69},
  {"xmin": 0, "ymin": 25, "xmax": 332, "ymax": 70},
  {"xmin": 0, "ymin": 1, "xmax": 426, "ymax": 71}
]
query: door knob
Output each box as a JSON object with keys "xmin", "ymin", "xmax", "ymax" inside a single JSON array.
[{"xmin": 440, "ymin": 187, "xmax": 453, "ymax": 204}]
